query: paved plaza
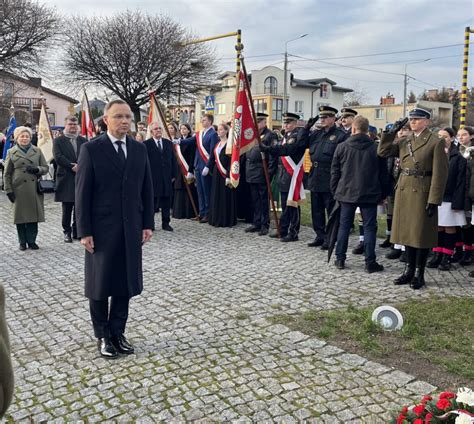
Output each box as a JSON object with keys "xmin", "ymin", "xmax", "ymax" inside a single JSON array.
[{"xmin": 1, "ymin": 193, "xmax": 473, "ymax": 422}]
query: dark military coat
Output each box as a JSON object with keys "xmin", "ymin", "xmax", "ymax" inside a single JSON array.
[
  {"xmin": 378, "ymin": 128, "xmax": 448, "ymax": 248},
  {"xmin": 245, "ymin": 127, "xmax": 278, "ymax": 184}
]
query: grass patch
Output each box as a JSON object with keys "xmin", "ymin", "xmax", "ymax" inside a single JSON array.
[
  {"xmin": 270, "ymin": 296, "xmax": 474, "ymax": 389},
  {"xmin": 235, "ymin": 311, "xmax": 250, "ymax": 321}
]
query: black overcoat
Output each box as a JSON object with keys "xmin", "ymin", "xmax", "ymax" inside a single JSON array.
[
  {"xmin": 144, "ymin": 137, "xmax": 176, "ymax": 199},
  {"xmin": 53, "ymin": 135, "xmax": 87, "ymax": 203},
  {"xmin": 75, "ymin": 134, "xmax": 154, "ymax": 301},
  {"xmin": 245, "ymin": 127, "xmax": 278, "ymax": 184}
]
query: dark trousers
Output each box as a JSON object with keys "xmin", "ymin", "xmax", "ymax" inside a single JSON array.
[
  {"xmin": 195, "ymin": 171, "xmax": 212, "ymax": 217},
  {"xmin": 280, "ymin": 191, "xmax": 300, "ymax": 238},
  {"xmin": 249, "ymin": 183, "xmax": 269, "ymax": 230},
  {"xmin": 311, "ymin": 191, "xmax": 335, "ymax": 241},
  {"xmin": 16, "ymin": 223, "xmax": 38, "ymax": 245},
  {"xmin": 62, "ymin": 202, "xmax": 76, "ymax": 236},
  {"xmin": 154, "ymin": 196, "xmax": 171, "ymax": 226},
  {"xmin": 89, "ymin": 297, "xmax": 130, "ymax": 339},
  {"xmin": 336, "ymin": 202, "xmax": 377, "ymax": 264}
]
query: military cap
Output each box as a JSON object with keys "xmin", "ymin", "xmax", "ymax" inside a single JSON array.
[
  {"xmin": 283, "ymin": 112, "xmax": 300, "ymax": 122},
  {"xmin": 256, "ymin": 112, "xmax": 269, "ymax": 121},
  {"xmin": 318, "ymin": 105, "xmax": 338, "ymax": 117},
  {"xmin": 408, "ymin": 108, "xmax": 431, "ymax": 119},
  {"xmin": 340, "ymin": 107, "xmax": 358, "ymax": 118}
]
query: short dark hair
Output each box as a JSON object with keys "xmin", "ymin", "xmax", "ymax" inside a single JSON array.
[
  {"xmin": 203, "ymin": 113, "xmax": 214, "ymax": 124},
  {"xmin": 104, "ymin": 99, "xmax": 129, "ymax": 115},
  {"xmin": 353, "ymin": 116, "xmax": 369, "ymax": 133},
  {"xmin": 65, "ymin": 115, "xmax": 78, "ymax": 123}
]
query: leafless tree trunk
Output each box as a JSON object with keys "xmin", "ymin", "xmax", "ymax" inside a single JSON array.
[
  {"xmin": 62, "ymin": 10, "xmax": 217, "ymax": 123},
  {"xmin": 0, "ymin": 0, "xmax": 60, "ymax": 75}
]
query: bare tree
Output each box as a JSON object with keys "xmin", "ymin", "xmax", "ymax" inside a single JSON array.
[
  {"xmin": 0, "ymin": 0, "xmax": 60, "ymax": 74},
  {"xmin": 63, "ymin": 10, "xmax": 217, "ymax": 122},
  {"xmin": 343, "ymin": 84, "xmax": 368, "ymax": 106},
  {"xmin": 407, "ymin": 91, "xmax": 417, "ymax": 103}
]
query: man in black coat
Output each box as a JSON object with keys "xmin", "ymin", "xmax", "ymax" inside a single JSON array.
[
  {"xmin": 144, "ymin": 123, "xmax": 176, "ymax": 232},
  {"xmin": 245, "ymin": 113, "xmax": 278, "ymax": 236},
  {"xmin": 53, "ymin": 115, "xmax": 87, "ymax": 242},
  {"xmin": 75, "ymin": 100, "xmax": 154, "ymax": 359},
  {"xmin": 330, "ymin": 116, "xmax": 389, "ymax": 272}
]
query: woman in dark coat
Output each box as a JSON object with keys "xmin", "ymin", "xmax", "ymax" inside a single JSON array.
[
  {"xmin": 427, "ymin": 128, "xmax": 467, "ymax": 270},
  {"xmin": 208, "ymin": 123, "xmax": 236, "ymax": 227},
  {"xmin": 172, "ymin": 123, "xmax": 199, "ymax": 219}
]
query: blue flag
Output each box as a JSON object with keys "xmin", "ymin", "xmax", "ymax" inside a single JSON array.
[{"xmin": 2, "ymin": 115, "xmax": 17, "ymax": 161}]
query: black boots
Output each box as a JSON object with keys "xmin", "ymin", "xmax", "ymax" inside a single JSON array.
[
  {"xmin": 394, "ymin": 246, "xmax": 416, "ymax": 285},
  {"xmin": 411, "ymin": 248, "xmax": 429, "ymax": 290},
  {"xmin": 427, "ymin": 252, "xmax": 442, "ymax": 268},
  {"xmin": 438, "ymin": 253, "xmax": 451, "ymax": 271}
]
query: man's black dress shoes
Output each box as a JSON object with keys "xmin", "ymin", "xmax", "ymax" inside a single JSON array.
[
  {"xmin": 111, "ymin": 334, "xmax": 135, "ymax": 354},
  {"xmin": 98, "ymin": 338, "xmax": 119, "ymax": 359},
  {"xmin": 162, "ymin": 224, "xmax": 174, "ymax": 232}
]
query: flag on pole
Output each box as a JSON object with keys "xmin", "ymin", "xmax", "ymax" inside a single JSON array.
[
  {"xmin": 80, "ymin": 90, "xmax": 95, "ymax": 139},
  {"xmin": 228, "ymin": 65, "xmax": 258, "ymax": 188},
  {"xmin": 37, "ymin": 103, "xmax": 54, "ymax": 163},
  {"xmin": 146, "ymin": 91, "xmax": 171, "ymax": 139},
  {"xmin": 2, "ymin": 114, "xmax": 17, "ymax": 160}
]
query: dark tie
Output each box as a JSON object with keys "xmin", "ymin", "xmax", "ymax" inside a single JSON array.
[
  {"xmin": 116, "ymin": 140, "xmax": 126, "ymax": 166},
  {"xmin": 159, "ymin": 139, "xmax": 163, "ymax": 151}
]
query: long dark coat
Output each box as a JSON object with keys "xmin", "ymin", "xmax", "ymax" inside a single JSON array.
[
  {"xmin": 245, "ymin": 127, "xmax": 278, "ymax": 184},
  {"xmin": 75, "ymin": 134, "xmax": 154, "ymax": 301},
  {"xmin": 143, "ymin": 137, "xmax": 176, "ymax": 199},
  {"xmin": 0, "ymin": 283, "xmax": 14, "ymax": 419},
  {"xmin": 378, "ymin": 128, "xmax": 448, "ymax": 248},
  {"xmin": 53, "ymin": 135, "xmax": 87, "ymax": 203},
  {"xmin": 3, "ymin": 145, "xmax": 49, "ymax": 224},
  {"xmin": 442, "ymin": 144, "xmax": 466, "ymax": 210}
]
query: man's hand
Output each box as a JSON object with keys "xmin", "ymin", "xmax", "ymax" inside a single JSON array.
[
  {"xmin": 81, "ymin": 236, "xmax": 95, "ymax": 254},
  {"xmin": 225, "ymin": 177, "xmax": 231, "ymax": 187},
  {"xmin": 426, "ymin": 203, "xmax": 436, "ymax": 217},
  {"xmin": 389, "ymin": 117, "xmax": 409, "ymax": 135},
  {"xmin": 71, "ymin": 163, "xmax": 78, "ymax": 173},
  {"xmin": 172, "ymin": 139, "xmax": 180, "ymax": 145},
  {"xmin": 186, "ymin": 172, "xmax": 194, "ymax": 180},
  {"xmin": 202, "ymin": 166, "xmax": 209, "ymax": 176},
  {"xmin": 142, "ymin": 229, "xmax": 153, "ymax": 244},
  {"xmin": 304, "ymin": 115, "xmax": 319, "ymax": 130}
]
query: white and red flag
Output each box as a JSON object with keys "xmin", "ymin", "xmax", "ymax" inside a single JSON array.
[
  {"xmin": 80, "ymin": 90, "xmax": 95, "ymax": 139},
  {"xmin": 227, "ymin": 65, "xmax": 258, "ymax": 188},
  {"xmin": 37, "ymin": 103, "xmax": 54, "ymax": 163},
  {"xmin": 146, "ymin": 91, "xmax": 170, "ymax": 139}
]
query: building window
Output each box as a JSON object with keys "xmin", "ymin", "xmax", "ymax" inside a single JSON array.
[
  {"xmin": 272, "ymin": 98, "xmax": 283, "ymax": 121},
  {"xmin": 295, "ymin": 101, "xmax": 304, "ymax": 114},
  {"xmin": 264, "ymin": 76, "xmax": 278, "ymax": 95},
  {"xmin": 254, "ymin": 99, "xmax": 267, "ymax": 114},
  {"xmin": 320, "ymin": 84, "xmax": 329, "ymax": 99},
  {"xmin": 217, "ymin": 103, "xmax": 226, "ymax": 115},
  {"xmin": 2, "ymin": 82, "xmax": 13, "ymax": 99},
  {"xmin": 47, "ymin": 112, "xmax": 55, "ymax": 126},
  {"xmin": 375, "ymin": 108, "xmax": 385, "ymax": 120}
]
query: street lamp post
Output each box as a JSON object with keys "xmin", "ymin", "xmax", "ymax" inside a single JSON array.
[
  {"xmin": 283, "ymin": 33, "xmax": 308, "ymax": 114},
  {"xmin": 402, "ymin": 59, "xmax": 430, "ymax": 117}
]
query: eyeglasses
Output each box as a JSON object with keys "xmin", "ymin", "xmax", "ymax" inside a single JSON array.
[{"xmin": 110, "ymin": 114, "xmax": 132, "ymax": 120}]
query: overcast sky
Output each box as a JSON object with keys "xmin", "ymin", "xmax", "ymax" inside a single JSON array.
[{"xmin": 43, "ymin": 0, "xmax": 473, "ymax": 104}]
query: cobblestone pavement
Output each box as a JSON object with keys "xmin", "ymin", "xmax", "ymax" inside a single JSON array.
[{"xmin": 1, "ymin": 193, "xmax": 473, "ymax": 422}]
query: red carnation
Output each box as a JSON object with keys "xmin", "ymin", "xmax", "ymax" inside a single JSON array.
[
  {"xmin": 421, "ymin": 395, "xmax": 433, "ymax": 404},
  {"xmin": 425, "ymin": 412, "xmax": 433, "ymax": 423},
  {"xmin": 436, "ymin": 398, "xmax": 452, "ymax": 410},
  {"xmin": 439, "ymin": 392, "xmax": 456, "ymax": 399},
  {"xmin": 413, "ymin": 404, "xmax": 426, "ymax": 416},
  {"xmin": 397, "ymin": 414, "xmax": 407, "ymax": 424},
  {"xmin": 401, "ymin": 406, "xmax": 409, "ymax": 414},
  {"xmin": 414, "ymin": 419, "xmax": 423, "ymax": 424}
]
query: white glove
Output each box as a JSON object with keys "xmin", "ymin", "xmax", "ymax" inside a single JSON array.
[
  {"xmin": 202, "ymin": 167, "xmax": 209, "ymax": 176},
  {"xmin": 172, "ymin": 139, "xmax": 180, "ymax": 145},
  {"xmin": 225, "ymin": 177, "xmax": 231, "ymax": 186},
  {"xmin": 186, "ymin": 172, "xmax": 194, "ymax": 180}
]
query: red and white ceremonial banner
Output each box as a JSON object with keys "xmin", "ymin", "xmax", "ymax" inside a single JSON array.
[
  {"xmin": 37, "ymin": 103, "xmax": 54, "ymax": 163},
  {"xmin": 227, "ymin": 67, "xmax": 258, "ymax": 188},
  {"xmin": 281, "ymin": 155, "xmax": 306, "ymax": 207},
  {"xmin": 80, "ymin": 90, "xmax": 95, "ymax": 139}
]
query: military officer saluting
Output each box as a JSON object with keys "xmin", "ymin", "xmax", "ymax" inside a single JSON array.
[
  {"xmin": 245, "ymin": 113, "xmax": 278, "ymax": 236},
  {"xmin": 260, "ymin": 112, "xmax": 304, "ymax": 242},
  {"xmin": 378, "ymin": 108, "xmax": 448, "ymax": 289},
  {"xmin": 340, "ymin": 107, "xmax": 358, "ymax": 134}
]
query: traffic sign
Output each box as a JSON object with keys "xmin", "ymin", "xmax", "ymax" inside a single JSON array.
[{"xmin": 205, "ymin": 95, "xmax": 215, "ymax": 111}]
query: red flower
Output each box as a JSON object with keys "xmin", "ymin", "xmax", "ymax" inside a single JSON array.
[
  {"xmin": 421, "ymin": 395, "xmax": 433, "ymax": 404},
  {"xmin": 414, "ymin": 419, "xmax": 423, "ymax": 424},
  {"xmin": 413, "ymin": 404, "xmax": 426, "ymax": 416},
  {"xmin": 436, "ymin": 398, "xmax": 452, "ymax": 410},
  {"xmin": 401, "ymin": 406, "xmax": 409, "ymax": 414},
  {"xmin": 439, "ymin": 392, "xmax": 456, "ymax": 399},
  {"xmin": 397, "ymin": 414, "xmax": 407, "ymax": 424},
  {"xmin": 425, "ymin": 413, "xmax": 433, "ymax": 423}
]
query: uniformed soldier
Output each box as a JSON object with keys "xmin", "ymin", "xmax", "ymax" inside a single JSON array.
[
  {"xmin": 261, "ymin": 112, "xmax": 304, "ymax": 242},
  {"xmin": 378, "ymin": 108, "xmax": 448, "ymax": 289},
  {"xmin": 301, "ymin": 106, "xmax": 349, "ymax": 249},
  {"xmin": 245, "ymin": 113, "xmax": 278, "ymax": 236},
  {"xmin": 340, "ymin": 108, "xmax": 358, "ymax": 134}
]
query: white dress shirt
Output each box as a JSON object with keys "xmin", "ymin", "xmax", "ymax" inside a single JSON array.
[{"xmin": 108, "ymin": 132, "xmax": 127, "ymax": 158}]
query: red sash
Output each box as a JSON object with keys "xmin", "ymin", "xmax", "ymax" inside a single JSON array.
[
  {"xmin": 214, "ymin": 142, "xmax": 227, "ymax": 178},
  {"xmin": 281, "ymin": 156, "xmax": 305, "ymax": 207},
  {"xmin": 196, "ymin": 130, "xmax": 210, "ymax": 163},
  {"xmin": 174, "ymin": 142, "xmax": 189, "ymax": 175}
]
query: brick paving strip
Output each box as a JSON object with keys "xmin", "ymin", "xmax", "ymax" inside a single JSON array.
[{"xmin": 1, "ymin": 194, "xmax": 472, "ymax": 422}]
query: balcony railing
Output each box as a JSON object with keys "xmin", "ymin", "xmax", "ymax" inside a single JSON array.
[{"xmin": 0, "ymin": 96, "xmax": 43, "ymax": 108}]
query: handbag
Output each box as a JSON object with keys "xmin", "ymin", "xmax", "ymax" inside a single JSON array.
[{"xmin": 37, "ymin": 170, "xmax": 56, "ymax": 194}]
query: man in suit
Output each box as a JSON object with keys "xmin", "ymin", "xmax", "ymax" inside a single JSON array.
[
  {"xmin": 178, "ymin": 114, "xmax": 219, "ymax": 223},
  {"xmin": 144, "ymin": 123, "xmax": 176, "ymax": 231},
  {"xmin": 53, "ymin": 115, "xmax": 87, "ymax": 242},
  {"xmin": 75, "ymin": 99, "xmax": 154, "ymax": 359}
]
